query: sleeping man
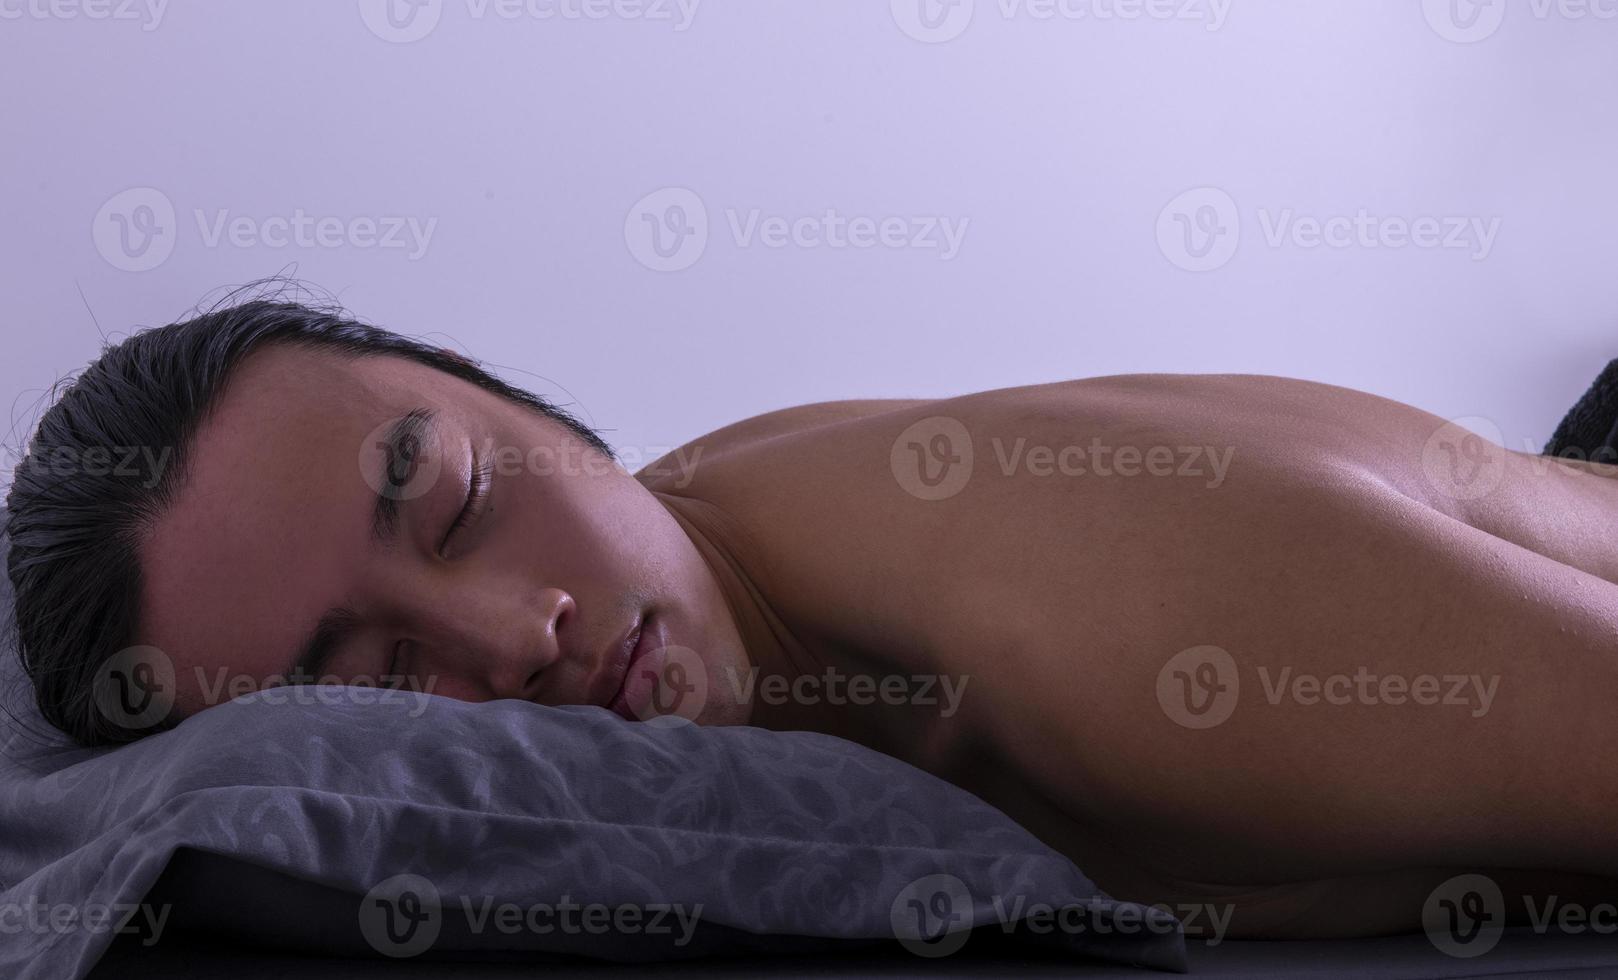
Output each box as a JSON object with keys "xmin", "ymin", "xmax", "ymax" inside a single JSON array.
[{"xmin": 7, "ymin": 297, "xmax": 1618, "ymax": 940}]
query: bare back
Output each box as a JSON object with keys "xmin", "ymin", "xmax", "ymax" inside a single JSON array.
[{"xmin": 639, "ymin": 375, "xmax": 1618, "ymax": 936}]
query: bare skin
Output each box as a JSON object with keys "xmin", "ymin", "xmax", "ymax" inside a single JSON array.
[
  {"xmin": 136, "ymin": 349, "xmax": 1618, "ymax": 939},
  {"xmin": 638, "ymin": 375, "xmax": 1618, "ymax": 937}
]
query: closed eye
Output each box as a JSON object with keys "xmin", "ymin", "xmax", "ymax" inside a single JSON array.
[
  {"xmin": 441, "ymin": 452, "xmax": 493, "ymax": 556},
  {"xmin": 384, "ymin": 641, "xmax": 411, "ymax": 690}
]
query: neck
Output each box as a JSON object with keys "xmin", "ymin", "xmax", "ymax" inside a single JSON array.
[
  {"xmin": 650, "ymin": 490, "xmax": 944, "ymax": 763},
  {"xmin": 650, "ymin": 492, "xmax": 810, "ymax": 725}
]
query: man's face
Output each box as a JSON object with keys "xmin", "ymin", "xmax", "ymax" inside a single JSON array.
[{"xmin": 136, "ymin": 346, "xmax": 748, "ymax": 726}]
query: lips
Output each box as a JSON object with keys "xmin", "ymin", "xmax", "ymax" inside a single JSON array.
[
  {"xmin": 590, "ymin": 615, "xmax": 644, "ymax": 710},
  {"xmin": 606, "ymin": 614, "xmax": 667, "ymax": 722}
]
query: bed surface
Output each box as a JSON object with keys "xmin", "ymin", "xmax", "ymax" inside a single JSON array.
[{"xmin": 90, "ymin": 927, "xmax": 1618, "ymax": 979}]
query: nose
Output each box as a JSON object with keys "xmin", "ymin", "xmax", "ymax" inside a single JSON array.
[{"xmin": 416, "ymin": 585, "xmax": 575, "ymax": 702}]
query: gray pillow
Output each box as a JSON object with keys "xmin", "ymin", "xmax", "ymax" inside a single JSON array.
[{"xmin": 0, "ymin": 512, "xmax": 1186, "ymax": 978}]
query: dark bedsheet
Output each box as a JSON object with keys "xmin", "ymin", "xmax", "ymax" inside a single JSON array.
[{"xmin": 89, "ymin": 926, "xmax": 1618, "ymax": 980}]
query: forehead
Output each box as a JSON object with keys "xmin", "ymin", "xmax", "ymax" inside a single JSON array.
[{"xmin": 135, "ymin": 347, "xmax": 470, "ymax": 713}]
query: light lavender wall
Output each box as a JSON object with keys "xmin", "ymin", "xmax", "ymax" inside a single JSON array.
[{"xmin": 3, "ymin": 0, "xmax": 1616, "ymax": 484}]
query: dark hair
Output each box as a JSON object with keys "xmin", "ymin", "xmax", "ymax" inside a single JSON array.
[{"xmin": 4, "ymin": 291, "xmax": 613, "ymax": 747}]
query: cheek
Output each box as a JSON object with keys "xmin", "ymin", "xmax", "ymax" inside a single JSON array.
[
  {"xmin": 578, "ymin": 497, "xmax": 680, "ymax": 586},
  {"xmin": 587, "ymin": 483, "xmax": 715, "ymax": 604},
  {"xmin": 507, "ymin": 469, "xmax": 669, "ymax": 584}
]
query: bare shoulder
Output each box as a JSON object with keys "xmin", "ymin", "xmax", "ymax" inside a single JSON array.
[
  {"xmin": 633, "ymin": 397, "xmax": 934, "ymax": 489},
  {"xmin": 628, "ymin": 373, "xmax": 1429, "ymax": 497}
]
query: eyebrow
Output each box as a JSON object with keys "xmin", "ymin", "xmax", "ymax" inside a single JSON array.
[
  {"xmin": 285, "ymin": 407, "xmax": 437, "ymax": 685},
  {"xmin": 370, "ymin": 407, "xmax": 438, "ymax": 542}
]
